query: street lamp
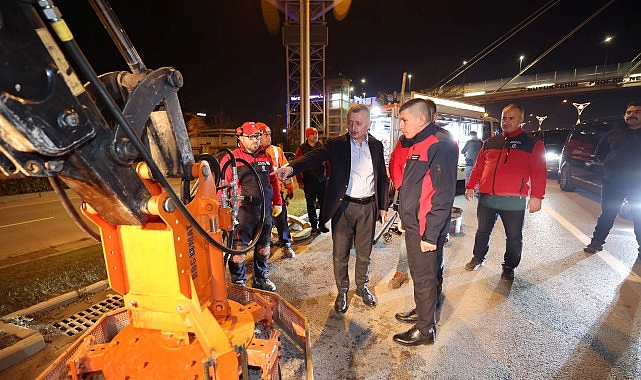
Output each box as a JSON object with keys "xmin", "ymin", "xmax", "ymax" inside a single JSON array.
[
  {"xmin": 408, "ymin": 74, "xmax": 412, "ymax": 95},
  {"xmin": 603, "ymin": 35, "xmax": 613, "ymax": 77},
  {"xmin": 519, "ymin": 55, "xmax": 524, "ymax": 72},
  {"xmin": 535, "ymin": 115, "xmax": 548, "ymax": 131},
  {"xmin": 572, "ymin": 102, "xmax": 591, "ymax": 125}
]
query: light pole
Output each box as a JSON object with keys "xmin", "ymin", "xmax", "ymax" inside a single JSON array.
[
  {"xmin": 603, "ymin": 35, "xmax": 613, "ymax": 77},
  {"xmin": 535, "ymin": 115, "xmax": 548, "ymax": 131},
  {"xmin": 408, "ymin": 74, "xmax": 412, "ymax": 95},
  {"xmin": 519, "ymin": 55, "xmax": 524, "ymax": 72},
  {"xmin": 361, "ymin": 78, "xmax": 366, "ymax": 103},
  {"xmin": 572, "ymin": 102, "xmax": 591, "ymax": 125}
]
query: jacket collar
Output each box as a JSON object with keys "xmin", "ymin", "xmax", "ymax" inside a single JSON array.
[
  {"xmin": 400, "ymin": 122, "xmax": 437, "ymax": 147},
  {"xmin": 503, "ymin": 127, "xmax": 524, "ymax": 138}
]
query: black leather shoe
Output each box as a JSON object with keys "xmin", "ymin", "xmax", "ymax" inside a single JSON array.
[
  {"xmin": 356, "ymin": 287, "xmax": 377, "ymax": 307},
  {"xmin": 318, "ymin": 225, "xmax": 329, "ymax": 233},
  {"xmin": 334, "ymin": 291, "xmax": 348, "ymax": 314},
  {"xmin": 393, "ymin": 326, "xmax": 436, "ymax": 346},
  {"xmin": 583, "ymin": 243, "xmax": 603, "ymax": 254},
  {"xmin": 395, "ymin": 309, "xmax": 417, "ymax": 323}
]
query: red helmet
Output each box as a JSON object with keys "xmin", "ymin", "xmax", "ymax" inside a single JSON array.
[
  {"xmin": 256, "ymin": 122, "xmax": 271, "ymax": 135},
  {"xmin": 236, "ymin": 121, "xmax": 261, "ymax": 137},
  {"xmin": 305, "ymin": 127, "xmax": 318, "ymax": 138}
]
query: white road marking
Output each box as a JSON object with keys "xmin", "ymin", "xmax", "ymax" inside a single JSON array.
[
  {"xmin": 543, "ymin": 206, "xmax": 591, "ymax": 246},
  {"xmin": 0, "ymin": 216, "xmax": 54, "ymax": 228},
  {"xmin": 543, "ymin": 205, "xmax": 640, "ymax": 282}
]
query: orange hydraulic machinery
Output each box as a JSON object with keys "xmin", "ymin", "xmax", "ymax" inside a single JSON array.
[
  {"xmin": 62, "ymin": 160, "xmax": 279, "ymax": 379},
  {"xmin": 0, "ymin": 0, "xmax": 311, "ymax": 379}
]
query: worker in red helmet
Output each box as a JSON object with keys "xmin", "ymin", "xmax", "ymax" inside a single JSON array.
[
  {"xmin": 257, "ymin": 122, "xmax": 296, "ymax": 258},
  {"xmin": 220, "ymin": 122, "xmax": 282, "ymax": 291}
]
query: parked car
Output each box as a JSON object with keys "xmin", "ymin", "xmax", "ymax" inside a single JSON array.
[
  {"xmin": 558, "ymin": 117, "xmax": 630, "ymax": 218},
  {"xmin": 531, "ymin": 129, "xmax": 571, "ymax": 177}
]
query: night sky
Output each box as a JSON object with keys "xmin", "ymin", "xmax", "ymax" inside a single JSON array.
[{"xmin": 54, "ymin": 0, "xmax": 641, "ymax": 128}]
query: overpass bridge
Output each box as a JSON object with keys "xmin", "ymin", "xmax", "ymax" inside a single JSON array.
[{"xmin": 430, "ymin": 60, "xmax": 641, "ymax": 104}]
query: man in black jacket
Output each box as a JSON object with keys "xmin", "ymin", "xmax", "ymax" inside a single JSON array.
[
  {"xmin": 295, "ymin": 127, "xmax": 328, "ymax": 234},
  {"xmin": 275, "ymin": 104, "xmax": 389, "ymax": 314},
  {"xmin": 584, "ymin": 101, "xmax": 641, "ymax": 258}
]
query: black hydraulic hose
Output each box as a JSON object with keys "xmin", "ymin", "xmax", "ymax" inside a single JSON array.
[
  {"xmin": 48, "ymin": 176, "xmax": 101, "ymax": 242},
  {"xmin": 219, "ymin": 157, "xmax": 266, "ymax": 249},
  {"xmin": 39, "ymin": 7, "xmax": 250, "ymax": 256},
  {"xmin": 184, "ymin": 153, "xmax": 221, "ymax": 203}
]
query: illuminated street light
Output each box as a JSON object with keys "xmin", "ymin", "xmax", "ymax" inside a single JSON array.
[
  {"xmin": 535, "ymin": 115, "xmax": 548, "ymax": 131},
  {"xmin": 408, "ymin": 74, "xmax": 412, "ymax": 94},
  {"xmin": 196, "ymin": 112, "xmax": 207, "ymax": 117},
  {"xmin": 572, "ymin": 102, "xmax": 591, "ymax": 125},
  {"xmin": 602, "ymin": 35, "xmax": 613, "ymax": 77},
  {"xmin": 519, "ymin": 55, "xmax": 525, "ymax": 72}
]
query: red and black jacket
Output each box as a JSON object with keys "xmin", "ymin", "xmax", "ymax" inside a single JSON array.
[
  {"xmin": 466, "ymin": 128, "xmax": 546, "ymax": 199},
  {"xmin": 220, "ymin": 145, "xmax": 281, "ymax": 208},
  {"xmin": 398, "ymin": 123, "xmax": 459, "ymax": 244}
]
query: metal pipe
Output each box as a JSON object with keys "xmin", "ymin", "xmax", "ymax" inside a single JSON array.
[{"xmin": 87, "ymin": 0, "xmax": 147, "ymax": 74}]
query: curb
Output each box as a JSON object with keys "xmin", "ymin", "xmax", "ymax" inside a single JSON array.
[{"xmin": 0, "ymin": 280, "xmax": 109, "ymax": 371}]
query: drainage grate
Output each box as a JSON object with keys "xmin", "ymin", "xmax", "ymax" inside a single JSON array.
[{"xmin": 52, "ymin": 294, "xmax": 124, "ymax": 336}]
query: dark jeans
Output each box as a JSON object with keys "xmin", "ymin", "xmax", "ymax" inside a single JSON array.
[
  {"xmin": 330, "ymin": 199, "xmax": 376, "ymax": 291},
  {"xmin": 472, "ymin": 199, "xmax": 525, "ymax": 269},
  {"xmin": 229, "ymin": 202, "xmax": 272, "ymax": 282},
  {"xmin": 592, "ymin": 177, "xmax": 641, "ymax": 247},
  {"xmin": 406, "ymin": 230, "xmax": 445, "ymax": 335},
  {"xmin": 303, "ymin": 180, "xmax": 326, "ymax": 228},
  {"xmin": 273, "ymin": 191, "xmax": 291, "ymax": 244}
]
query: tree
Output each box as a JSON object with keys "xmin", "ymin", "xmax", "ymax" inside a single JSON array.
[
  {"xmin": 209, "ymin": 110, "xmax": 233, "ymax": 130},
  {"xmin": 186, "ymin": 115, "xmax": 208, "ymax": 137}
]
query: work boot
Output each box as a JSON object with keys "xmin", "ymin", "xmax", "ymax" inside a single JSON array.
[
  {"xmin": 252, "ymin": 277, "xmax": 276, "ymax": 292},
  {"xmin": 501, "ymin": 264, "xmax": 515, "ymax": 281},
  {"xmin": 583, "ymin": 243, "xmax": 603, "ymax": 254},
  {"xmin": 283, "ymin": 243, "xmax": 296, "ymax": 258},
  {"xmin": 388, "ymin": 271, "xmax": 409, "ymax": 289},
  {"xmin": 465, "ymin": 257, "xmax": 484, "ymax": 271}
]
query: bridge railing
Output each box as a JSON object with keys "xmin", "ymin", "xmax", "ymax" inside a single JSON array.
[{"xmin": 458, "ymin": 61, "xmax": 640, "ymax": 96}]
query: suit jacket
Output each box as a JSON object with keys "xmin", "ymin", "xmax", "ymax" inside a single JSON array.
[{"xmin": 289, "ymin": 133, "xmax": 389, "ymax": 226}]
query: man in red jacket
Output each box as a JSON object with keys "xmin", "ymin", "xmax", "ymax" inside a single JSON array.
[
  {"xmin": 392, "ymin": 99, "xmax": 458, "ymax": 346},
  {"xmin": 464, "ymin": 104, "xmax": 547, "ymax": 281}
]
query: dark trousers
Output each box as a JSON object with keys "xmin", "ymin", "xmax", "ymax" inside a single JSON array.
[
  {"xmin": 406, "ymin": 230, "xmax": 443, "ymax": 335},
  {"xmin": 592, "ymin": 178, "xmax": 641, "ymax": 247},
  {"xmin": 273, "ymin": 191, "xmax": 291, "ymax": 244},
  {"xmin": 330, "ymin": 199, "xmax": 377, "ymax": 291},
  {"xmin": 303, "ymin": 180, "xmax": 326, "ymax": 228},
  {"xmin": 472, "ymin": 201, "xmax": 525, "ymax": 268},
  {"xmin": 229, "ymin": 203, "xmax": 272, "ymax": 282}
]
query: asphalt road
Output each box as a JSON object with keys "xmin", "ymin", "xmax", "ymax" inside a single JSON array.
[
  {"xmin": 0, "ymin": 192, "xmax": 97, "ymax": 264},
  {"xmin": 2, "ymin": 179, "xmax": 640, "ymax": 379}
]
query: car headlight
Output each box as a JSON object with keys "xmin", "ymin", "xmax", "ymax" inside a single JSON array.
[{"xmin": 546, "ymin": 152, "xmax": 560, "ymax": 161}]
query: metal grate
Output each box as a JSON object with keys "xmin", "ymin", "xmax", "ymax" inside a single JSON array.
[{"xmin": 52, "ymin": 294, "xmax": 124, "ymax": 336}]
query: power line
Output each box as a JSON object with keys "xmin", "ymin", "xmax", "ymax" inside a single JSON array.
[{"xmin": 434, "ymin": 0, "xmax": 560, "ymax": 89}]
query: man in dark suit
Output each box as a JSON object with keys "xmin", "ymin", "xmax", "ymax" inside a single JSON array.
[{"xmin": 274, "ymin": 104, "xmax": 389, "ymax": 314}]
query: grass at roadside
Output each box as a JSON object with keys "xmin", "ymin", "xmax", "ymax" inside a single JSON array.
[{"xmin": 0, "ymin": 245, "xmax": 106, "ymax": 317}]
